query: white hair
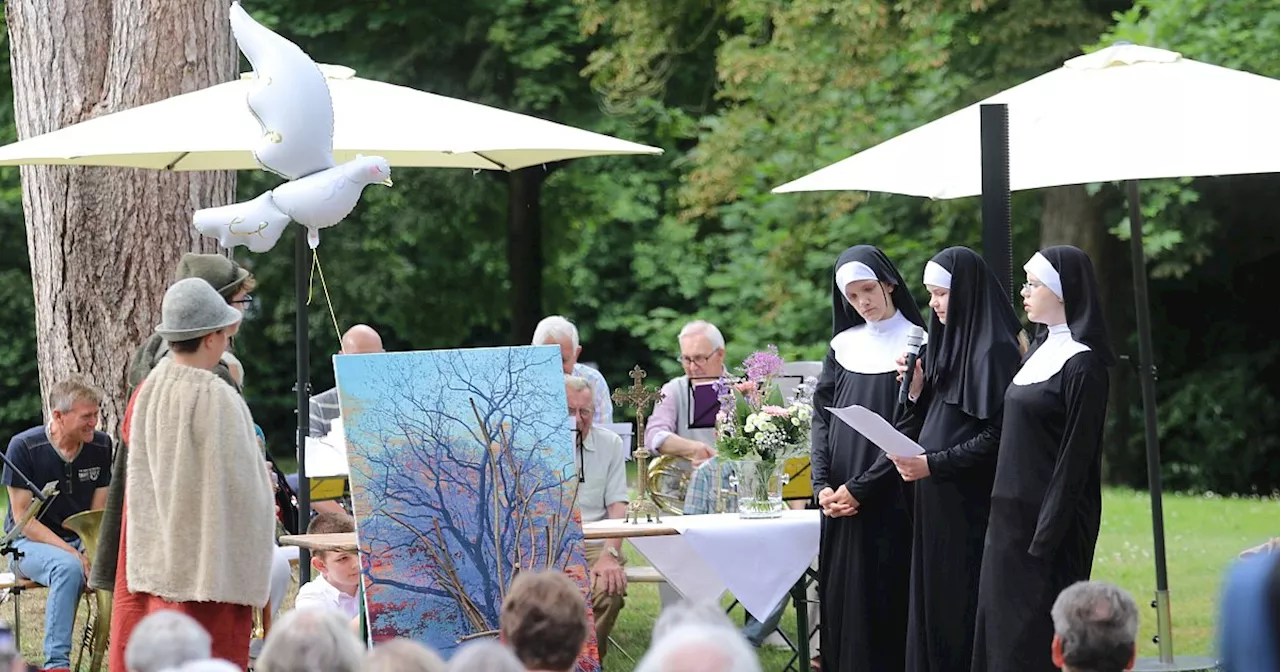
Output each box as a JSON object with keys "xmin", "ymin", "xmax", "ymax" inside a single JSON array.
[
  {"xmin": 564, "ymin": 374, "xmax": 592, "ymax": 394},
  {"xmin": 256, "ymin": 609, "xmax": 364, "ymax": 672},
  {"xmin": 678, "ymin": 320, "xmax": 725, "ymax": 351},
  {"xmin": 222, "ymin": 351, "xmax": 244, "ymax": 386},
  {"xmin": 160, "ymin": 661, "xmax": 241, "ymax": 672},
  {"xmin": 635, "ymin": 623, "xmax": 761, "ymax": 672},
  {"xmin": 445, "ymin": 640, "xmax": 524, "ymax": 672},
  {"xmin": 651, "ymin": 599, "xmax": 736, "ymax": 643},
  {"xmin": 532, "ymin": 315, "xmax": 579, "ymax": 350},
  {"xmin": 124, "ymin": 610, "xmax": 212, "ymax": 672}
]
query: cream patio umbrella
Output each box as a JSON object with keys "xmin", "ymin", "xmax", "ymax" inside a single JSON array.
[
  {"xmin": 0, "ymin": 64, "xmax": 661, "ymax": 172},
  {"xmin": 773, "ymin": 43, "xmax": 1267, "ymax": 671}
]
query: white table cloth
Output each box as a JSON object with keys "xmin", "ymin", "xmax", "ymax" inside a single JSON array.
[{"xmin": 627, "ymin": 509, "xmax": 820, "ymax": 620}]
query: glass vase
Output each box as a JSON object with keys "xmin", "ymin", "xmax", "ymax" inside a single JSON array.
[{"xmin": 728, "ymin": 458, "xmax": 785, "ymax": 519}]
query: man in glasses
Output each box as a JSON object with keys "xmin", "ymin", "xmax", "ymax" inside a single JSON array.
[
  {"xmin": 565, "ymin": 375, "xmax": 628, "ymax": 661},
  {"xmin": 645, "ymin": 320, "xmax": 724, "ymax": 470}
]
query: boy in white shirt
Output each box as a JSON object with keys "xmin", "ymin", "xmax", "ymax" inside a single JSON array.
[{"xmin": 293, "ymin": 512, "xmax": 361, "ymax": 632}]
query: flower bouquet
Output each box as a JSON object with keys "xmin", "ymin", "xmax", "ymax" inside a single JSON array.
[{"xmin": 713, "ymin": 346, "xmax": 813, "ymax": 518}]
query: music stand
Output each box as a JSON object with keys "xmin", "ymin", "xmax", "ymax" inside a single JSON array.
[{"xmin": 2, "ymin": 481, "xmax": 60, "ymax": 560}]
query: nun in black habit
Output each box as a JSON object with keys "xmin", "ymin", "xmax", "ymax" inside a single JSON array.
[
  {"xmin": 889, "ymin": 247, "xmax": 1023, "ymax": 672},
  {"xmin": 971, "ymin": 245, "xmax": 1115, "ymax": 672},
  {"xmin": 810, "ymin": 244, "xmax": 925, "ymax": 672}
]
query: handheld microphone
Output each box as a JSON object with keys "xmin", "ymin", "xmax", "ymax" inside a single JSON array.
[{"xmin": 898, "ymin": 325, "xmax": 925, "ymax": 405}]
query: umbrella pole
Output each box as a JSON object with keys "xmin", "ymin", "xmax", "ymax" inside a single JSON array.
[
  {"xmin": 1126, "ymin": 179, "xmax": 1178, "ymax": 665},
  {"xmin": 296, "ymin": 225, "xmax": 313, "ymax": 584},
  {"xmin": 980, "ymin": 104, "xmax": 1013, "ymax": 300}
]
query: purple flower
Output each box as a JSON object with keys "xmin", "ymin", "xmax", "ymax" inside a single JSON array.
[
  {"xmin": 743, "ymin": 345, "xmax": 784, "ymax": 382},
  {"xmin": 712, "ymin": 375, "xmax": 735, "ymax": 403}
]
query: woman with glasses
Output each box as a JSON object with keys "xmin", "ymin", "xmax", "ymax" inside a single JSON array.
[
  {"xmin": 810, "ymin": 245, "xmax": 926, "ymax": 672},
  {"xmin": 888, "ymin": 247, "xmax": 1023, "ymax": 672},
  {"xmin": 971, "ymin": 246, "xmax": 1114, "ymax": 672}
]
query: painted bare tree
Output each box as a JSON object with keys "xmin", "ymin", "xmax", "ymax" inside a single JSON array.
[
  {"xmin": 5, "ymin": 1, "xmax": 236, "ymax": 431},
  {"xmin": 341, "ymin": 347, "xmax": 600, "ymax": 669}
]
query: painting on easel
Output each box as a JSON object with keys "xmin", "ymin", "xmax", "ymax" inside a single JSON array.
[{"xmin": 335, "ymin": 345, "xmax": 600, "ymax": 670}]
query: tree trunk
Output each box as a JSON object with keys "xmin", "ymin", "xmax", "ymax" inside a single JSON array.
[
  {"xmin": 7, "ymin": 0, "xmax": 236, "ymax": 435},
  {"xmin": 1040, "ymin": 184, "xmax": 1134, "ymax": 478},
  {"xmin": 507, "ymin": 167, "xmax": 547, "ymax": 344}
]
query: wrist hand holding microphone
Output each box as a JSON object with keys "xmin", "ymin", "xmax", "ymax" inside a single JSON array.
[{"xmin": 898, "ymin": 325, "xmax": 925, "ymax": 405}]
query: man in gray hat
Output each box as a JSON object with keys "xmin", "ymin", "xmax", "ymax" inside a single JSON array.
[{"xmin": 109, "ymin": 278, "xmax": 275, "ymax": 671}]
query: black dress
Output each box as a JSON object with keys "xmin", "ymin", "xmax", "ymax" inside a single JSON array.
[
  {"xmin": 900, "ymin": 246, "xmax": 1023, "ymax": 672},
  {"xmin": 811, "ymin": 348, "xmax": 912, "ymax": 672},
  {"xmin": 900, "ymin": 395, "xmax": 1001, "ymax": 672},
  {"xmin": 971, "ymin": 351, "xmax": 1109, "ymax": 672}
]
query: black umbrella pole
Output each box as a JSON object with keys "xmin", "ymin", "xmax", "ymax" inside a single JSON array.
[
  {"xmin": 1127, "ymin": 180, "xmax": 1173, "ymax": 663},
  {"xmin": 296, "ymin": 226, "xmax": 312, "ymax": 584},
  {"xmin": 980, "ymin": 104, "xmax": 1013, "ymax": 301}
]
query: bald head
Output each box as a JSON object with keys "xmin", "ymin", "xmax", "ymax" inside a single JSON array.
[{"xmin": 341, "ymin": 324, "xmax": 384, "ymax": 355}]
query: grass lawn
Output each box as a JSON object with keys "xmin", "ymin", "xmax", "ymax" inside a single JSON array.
[{"xmin": 2, "ymin": 488, "xmax": 1272, "ymax": 669}]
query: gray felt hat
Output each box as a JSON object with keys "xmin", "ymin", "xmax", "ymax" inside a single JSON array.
[{"xmin": 155, "ymin": 278, "xmax": 243, "ymax": 342}]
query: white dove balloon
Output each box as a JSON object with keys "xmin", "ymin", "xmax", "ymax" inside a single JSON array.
[{"xmin": 193, "ymin": 1, "xmax": 392, "ymax": 252}]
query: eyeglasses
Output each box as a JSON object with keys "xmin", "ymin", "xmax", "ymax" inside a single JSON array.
[
  {"xmin": 567, "ymin": 407, "xmax": 593, "ymax": 420},
  {"xmin": 1020, "ymin": 281, "xmax": 1045, "ymax": 294},
  {"xmin": 679, "ymin": 349, "xmax": 721, "ymax": 366},
  {"xmin": 230, "ymin": 295, "xmax": 254, "ymax": 305}
]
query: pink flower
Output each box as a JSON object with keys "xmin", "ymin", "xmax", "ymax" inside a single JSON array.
[{"xmin": 762, "ymin": 405, "xmax": 789, "ymax": 416}]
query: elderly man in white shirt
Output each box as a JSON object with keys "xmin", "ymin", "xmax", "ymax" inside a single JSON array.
[
  {"xmin": 536, "ymin": 316, "xmax": 613, "ymax": 424},
  {"xmin": 566, "ymin": 375, "xmax": 629, "ymax": 661}
]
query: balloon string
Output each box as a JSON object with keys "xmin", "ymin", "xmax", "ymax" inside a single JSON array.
[{"xmin": 308, "ymin": 250, "xmax": 343, "ymax": 346}]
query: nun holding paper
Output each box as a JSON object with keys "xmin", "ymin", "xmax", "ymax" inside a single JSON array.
[
  {"xmin": 890, "ymin": 246, "xmax": 1023, "ymax": 672},
  {"xmin": 971, "ymin": 245, "xmax": 1115, "ymax": 672}
]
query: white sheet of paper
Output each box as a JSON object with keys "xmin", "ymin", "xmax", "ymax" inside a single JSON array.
[
  {"xmin": 304, "ymin": 417, "xmax": 350, "ymax": 477},
  {"xmin": 827, "ymin": 405, "xmax": 925, "ymax": 457}
]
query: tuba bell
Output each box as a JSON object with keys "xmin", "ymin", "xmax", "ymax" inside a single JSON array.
[{"xmin": 61, "ymin": 509, "xmax": 111, "ymax": 672}]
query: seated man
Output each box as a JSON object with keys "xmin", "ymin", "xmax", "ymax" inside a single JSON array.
[
  {"xmin": 3, "ymin": 380, "xmax": 112, "ymax": 672},
  {"xmin": 646, "ymin": 320, "xmax": 723, "ymax": 498},
  {"xmin": 535, "ymin": 316, "xmax": 613, "ymax": 423},
  {"xmin": 1051, "ymin": 581, "xmax": 1139, "ymax": 672},
  {"xmin": 566, "ymin": 375, "xmax": 628, "ymax": 661},
  {"xmin": 499, "ymin": 570, "xmax": 589, "ymax": 672},
  {"xmin": 294, "ymin": 511, "xmax": 361, "ymax": 633}
]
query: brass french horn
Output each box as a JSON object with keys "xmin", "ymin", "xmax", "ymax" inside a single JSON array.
[{"xmin": 647, "ymin": 454, "xmax": 692, "ymax": 515}]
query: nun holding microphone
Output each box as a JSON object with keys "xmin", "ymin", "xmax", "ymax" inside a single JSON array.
[{"xmin": 891, "ymin": 246, "xmax": 1024, "ymax": 672}]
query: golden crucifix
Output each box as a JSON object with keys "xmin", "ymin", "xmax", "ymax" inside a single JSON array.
[{"xmin": 612, "ymin": 365, "xmax": 665, "ymax": 524}]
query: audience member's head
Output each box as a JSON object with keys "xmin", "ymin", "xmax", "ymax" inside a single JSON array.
[
  {"xmin": 499, "ymin": 570, "xmax": 588, "ymax": 672},
  {"xmin": 159, "ymin": 660, "xmax": 241, "ymax": 672},
  {"xmin": 445, "ymin": 641, "xmax": 524, "ymax": 672},
  {"xmin": 533, "ymin": 316, "xmax": 583, "ymax": 375},
  {"xmin": 362, "ymin": 638, "xmax": 445, "ymax": 672},
  {"xmin": 635, "ymin": 624, "xmax": 761, "ymax": 672},
  {"xmin": 651, "ymin": 599, "xmax": 736, "ymax": 643},
  {"xmin": 340, "ymin": 324, "xmax": 384, "ymax": 356},
  {"xmin": 256, "ymin": 609, "xmax": 364, "ymax": 672},
  {"xmin": 1217, "ymin": 551, "xmax": 1280, "ymax": 672},
  {"xmin": 1051, "ymin": 581, "xmax": 1139, "ymax": 672},
  {"xmin": 125, "ymin": 610, "xmax": 212, "ymax": 672},
  {"xmin": 307, "ymin": 511, "xmax": 360, "ymax": 592}
]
